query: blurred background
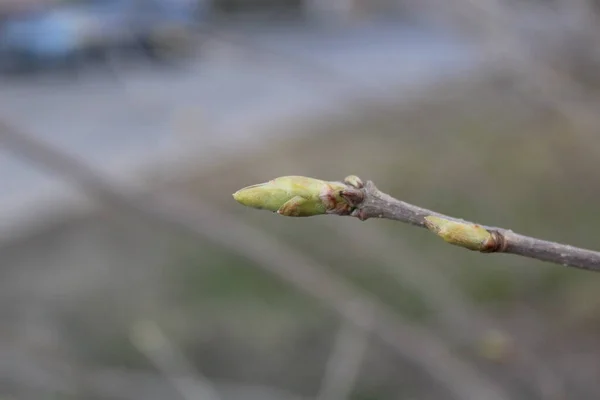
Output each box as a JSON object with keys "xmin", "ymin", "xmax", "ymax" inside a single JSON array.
[{"xmin": 1, "ymin": 0, "xmax": 600, "ymax": 399}]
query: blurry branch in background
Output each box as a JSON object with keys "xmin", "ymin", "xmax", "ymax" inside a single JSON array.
[
  {"xmin": 233, "ymin": 175, "xmax": 600, "ymax": 272},
  {"xmin": 320, "ymin": 218, "xmax": 494, "ymax": 342},
  {"xmin": 0, "ymin": 119, "xmax": 511, "ymax": 400},
  {"xmin": 318, "ymin": 218, "xmax": 566, "ymax": 398},
  {"xmin": 445, "ymin": 0, "xmax": 600, "ymax": 133},
  {"xmin": 316, "ymin": 312, "xmax": 371, "ymax": 400},
  {"xmin": 2, "ymin": 344, "xmax": 308, "ymax": 400},
  {"xmin": 129, "ymin": 319, "xmax": 222, "ymax": 400}
]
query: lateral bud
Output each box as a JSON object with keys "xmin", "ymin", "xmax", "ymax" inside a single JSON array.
[{"xmin": 424, "ymin": 216, "xmax": 497, "ymax": 252}]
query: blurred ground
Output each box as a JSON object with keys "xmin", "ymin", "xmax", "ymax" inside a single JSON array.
[
  {"xmin": 1, "ymin": 2, "xmax": 600, "ymax": 400},
  {"xmin": 0, "ymin": 19, "xmax": 481, "ymax": 239}
]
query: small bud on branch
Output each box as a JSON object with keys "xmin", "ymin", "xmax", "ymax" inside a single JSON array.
[{"xmin": 424, "ymin": 216, "xmax": 495, "ymax": 252}]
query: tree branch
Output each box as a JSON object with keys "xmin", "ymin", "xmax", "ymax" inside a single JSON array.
[
  {"xmin": 234, "ymin": 176, "xmax": 600, "ymax": 272},
  {"xmin": 351, "ymin": 180, "xmax": 600, "ymax": 272}
]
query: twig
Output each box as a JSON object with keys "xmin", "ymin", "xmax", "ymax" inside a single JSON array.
[
  {"xmin": 316, "ymin": 308, "xmax": 371, "ymax": 400},
  {"xmin": 0, "ymin": 346, "xmax": 309, "ymax": 400},
  {"xmin": 0, "ymin": 121, "xmax": 511, "ymax": 400},
  {"xmin": 353, "ymin": 180, "xmax": 600, "ymax": 272},
  {"xmin": 129, "ymin": 319, "xmax": 222, "ymax": 400},
  {"xmin": 233, "ymin": 175, "xmax": 600, "ymax": 272}
]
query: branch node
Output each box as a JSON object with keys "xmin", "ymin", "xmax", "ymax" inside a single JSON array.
[
  {"xmin": 350, "ymin": 208, "xmax": 368, "ymax": 221},
  {"xmin": 340, "ymin": 187, "xmax": 365, "ymax": 208},
  {"xmin": 480, "ymin": 230, "xmax": 507, "ymax": 253}
]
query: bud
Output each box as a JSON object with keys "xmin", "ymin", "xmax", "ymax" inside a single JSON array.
[
  {"xmin": 343, "ymin": 175, "xmax": 364, "ymax": 189},
  {"xmin": 424, "ymin": 216, "xmax": 494, "ymax": 251},
  {"xmin": 233, "ymin": 176, "xmax": 352, "ymax": 217}
]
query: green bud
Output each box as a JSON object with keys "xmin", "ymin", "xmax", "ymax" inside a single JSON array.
[
  {"xmin": 424, "ymin": 216, "xmax": 494, "ymax": 251},
  {"xmin": 233, "ymin": 176, "xmax": 353, "ymax": 217}
]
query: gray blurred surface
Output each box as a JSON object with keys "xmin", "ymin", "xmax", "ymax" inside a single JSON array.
[{"xmin": 0, "ymin": 21, "xmax": 482, "ymax": 234}]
